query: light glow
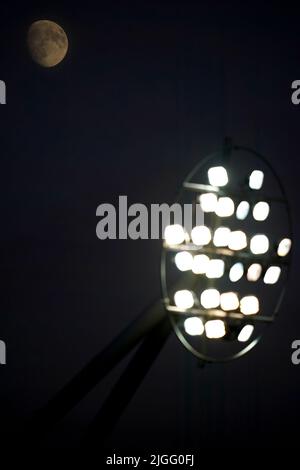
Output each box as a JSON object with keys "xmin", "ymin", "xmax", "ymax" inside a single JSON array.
[
  {"xmin": 199, "ymin": 192, "xmax": 218, "ymax": 212},
  {"xmin": 174, "ymin": 290, "xmax": 194, "ymax": 309},
  {"xmin": 208, "ymin": 166, "xmax": 228, "ymax": 187},
  {"xmin": 240, "ymin": 295, "xmax": 259, "ymax": 315},
  {"xmin": 250, "ymin": 234, "xmax": 269, "ymax": 254},
  {"xmin": 213, "ymin": 227, "xmax": 231, "ymax": 247},
  {"xmin": 164, "ymin": 224, "xmax": 185, "ymax": 245},
  {"xmin": 236, "ymin": 201, "xmax": 250, "ymax": 220},
  {"xmin": 191, "ymin": 225, "xmax": 211, "ymax": 246},
  {"xmin": 247, "ymin": 263, "xmax": 262, "ymax": 282},
  {"xmin": 206, "ymin": 259, "xmax": 225, "ymax": 279},
  {"xmin": 228, "ymin": 230, "xmax": 247, "ymax": 251},
  {"xmin": 229, "ymin": 262, "xmax": 244, "ymax": 282},
  {"xmin": 249, "ymin": 170, "xmax": 264, "ymax": 190},
  {"xmin": 264, "ymin": 266, "xmax": 281, "ymax": 284},
  {"xmin": 252, "ymin": 201, "xmax": 270, "ymax": 221},
  {"xmin": 184, "ymin": 317, "xmax": 204, "ymax": 336},
  {"xmin": 238, "ymin": 324, "xmax": 254, "ymax": 342},
  {"xmin": 174, "ymin": 251, "xmax": 193, "ymax": 271},
  {"xmin": 200, "ymin": 288, "xmax": 220, "ymax": 309},
  {"xmin": 277, "ymin": 238, "xmax": 292, "ymax": 257},
  {"xmin": 205, "ymin": 319, "xmax": 226, "ymax": 339},
  {"xmin": 192, "ymin": 254, "xmax": 209, "ymax": 274},
  {"xmin": 215, "ymin": 197, "xmax": 235, "ymax": 217},
  {"xmin": 220, "ymin": 292, "xmax": 239, "ymax": 311}
]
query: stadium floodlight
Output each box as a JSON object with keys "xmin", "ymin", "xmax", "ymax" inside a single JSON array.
[
  {"xmin": 30, "ymin": 139, "xmax": 294, "ymax": 440},
  {"xmin": 161, "ymin": 139, "xmax": 292, "ymax": 362}
]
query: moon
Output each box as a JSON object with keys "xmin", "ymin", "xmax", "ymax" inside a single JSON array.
[{"xmin": 27, "ymin": 20, "xmax": 68, "ymax": 67}]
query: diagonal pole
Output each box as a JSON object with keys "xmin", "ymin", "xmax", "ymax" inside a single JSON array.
[
  {"xmin": 29, "ymin": 298, "xmax": 167, "ymax": 436},
  {"xmin": 83, "ymin": 316, "xmax": 172, "ymax": 448}
]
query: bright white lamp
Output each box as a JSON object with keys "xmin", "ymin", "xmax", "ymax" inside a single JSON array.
[
  {"xmin": 228, "ymin": 230, "xmax": 247, "ymax": 251},
  {"xmin": 236, "ymin": 201, "xmax": 250, "ymax": 220},
  {"xmin": 184, "ymin": 317, "xmax": 204, "ymax": 336},
  {"xmin": 249, "ymin": 170, "xmax": 264, "ymax": 190},
  {"xmin": 200, "ymin": 289, "xmax": 220, "ymax": 309},
  {"xmin": 174, "ymin": 290, "xmax": 194, "ymax": 309},
  {"xmin": 174, "ymin": 251, "xmax": 193, "ymax": 271},
  {"xmin": 229, "ymin": 262, "xmax": 244, "ymax": 282},
  {"xmin": 263, "ymin": 266, "xmax": 281, "ymax": 284},
  {"xmin": 192, "ymin": 254, "xmax": 210, "ymax": 274},
  {"xmin": 164, "ymin": 224, "xmax": 186, "ymax": 245},
  {"xmin": 191, "ymin": 226, "xmax": 211, "ymax": 246},
  {"xmin": 240, "ymin": 295, "xmax": 259, "ymax": 315},
  {"xmin": 215, "ymin": 197, "xmax": 235, "ymax": 217},
  {"xmin": 250, "ymin": 234, "xmax": 269, "ymax": 254},
  {"xmin": 252, "ymin": 201, "xmax": 270, "ymax": 221},
  {"xmin": 220, "ymin": 292, "xmax": 239, "ymax": 311},
  {"xmin": 238, "ymin": 324, "xmax": 254, "ymax": 342},
  {"xmin": 205, "ymin": 319, "xmax": 226, "ymax": 339},
  {"xmin": 199, "ymin": 192, "xmax": 218, "ymax": 212},
  {"xmin": 247, "ymin": 263, "xmax": 262, "ymax": 282},
  {"xmin": 213, "ymin": 227, "xmax": 231, "ymax": 247},
  {"xmin": 206, "ymin": 259, "xmax": 225, "ymax": 279},
  {"xmin": 208, "ymin": 166, "xmax": 228, "ymax": 187},
  {"xmin": 277, "ymin": 238, "xmax": 292, "ymax": 257}
]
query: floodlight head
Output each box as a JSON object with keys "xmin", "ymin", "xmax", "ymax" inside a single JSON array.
[{"xmin": 161, "ymin": 140, "xmax": 293, "ymax": 363}]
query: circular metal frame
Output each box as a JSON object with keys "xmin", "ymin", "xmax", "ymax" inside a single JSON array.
[{"xmin": 161, "ymin": 142, "xmax": 293, "ymax": 363}]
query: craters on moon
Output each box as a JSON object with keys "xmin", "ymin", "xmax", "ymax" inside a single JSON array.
[{"xmin": 27, "ymin": 20, "xmax": 68, "ymax": 67}]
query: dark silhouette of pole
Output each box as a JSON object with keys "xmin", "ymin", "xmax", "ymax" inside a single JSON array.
[
  {"xmin": 29, "ymin": 298, "xmax": 167, "ymax": 436},
  {"xmin": 84, "ymin": 316, "xmax": 172, "ymax": 448}
]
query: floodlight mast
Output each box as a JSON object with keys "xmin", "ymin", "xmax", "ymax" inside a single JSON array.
[{"xmin": 19, "ymin": 138, "xmax": 292, "ymax": 448}]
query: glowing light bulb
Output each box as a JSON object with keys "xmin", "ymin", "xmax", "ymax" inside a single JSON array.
[
  {"xmin": 200, "ymin": 288, "xmax": 220, "ymax": 309},
  {"xmin": 213, "ymin": 227, "xmax": 231, "ymax": 247},
  {"xmin": 206, "ymin": 259, "xmax": 225, "ymax": 279},
  {"xmin": 184, "ymin": 317, "xmax": 204, "ymax": 336},
  {"xmin": 238, "ymin": 324, "xmax": 254, "ymax": 342},
  {"xmin": 205, "ymin": 319, "xmax": 226, "ymax": 339},
  {"xmin": 199, "ymin": 192, "xmax": 218, "ymax": 212},
  {"xmin": 215, "ymin": 197, "xmax": 235, "ymax": 217},
  {"xmin": 208, "ymin": 166, "xmax": 228, "ymax": 187},
  {"xmin": 192, "ymin": 254, "xmax": 209, "ymax": 274},
  {"xmin": 252, "ymin": 201, "xmax": 270, "ymax": 221},
  {"xmin": 250, "ymin": 234, "xmax": 269, "ymax": 254},
  {"xmin": 228, "ymin": 230, "xmax": 247, "ymax": 251},
  {"xmin": 174, "ymin": 290, "xmax": 194, "ymax": 309},
  {"xmin": 249, "ymin": 170, "xmax": 264, "ymax": 190},
  {"xmin": 164, "ymin": 225, "xmax": 185, "ymax": 245},
  {"xmin": 277, "ymin": 238, "xmax": 292, "ymax": 257},
  {"xmin": 264, "ymin": 266, "xmax": 281, "ymax": 284},
  {"xmin": 229, "ymin": 262, "xmax": 244, "ymax": 282},
  {"xmin": 174, "ymin": 251, "xmax": 193, "ymax": 271},
  {"xmin": 236, "ymin": 201, "xmax": 250, "ymax": 220},
  {"xmin": 191, "ymin": 226, "xmax": 211, "ymax": 246},
  {"xmin": 240, "ymin": 295, "xmax": 259, "ymax": 315},
  {"xmin": 247, "ymin": 263, "xmax": 262, "ymax": 282}
]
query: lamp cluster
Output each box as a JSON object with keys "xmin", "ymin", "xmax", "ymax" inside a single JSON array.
[{"xmin": 164, "ymin": 165, "xmax": 292, "ymax": 344}]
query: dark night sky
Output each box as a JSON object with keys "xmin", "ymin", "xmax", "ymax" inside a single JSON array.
[{"xmin": 1, "ymin": 0, "xmax": 300, "ymax": 450}]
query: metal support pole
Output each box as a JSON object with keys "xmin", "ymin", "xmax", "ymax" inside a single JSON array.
[
  {"xmin": 84, "ymin": 316, "xmax": 172, "ymax": 448},
  {"xmin": 29, "ymin": 298, "xmax": 167, "ymax": 435}
]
